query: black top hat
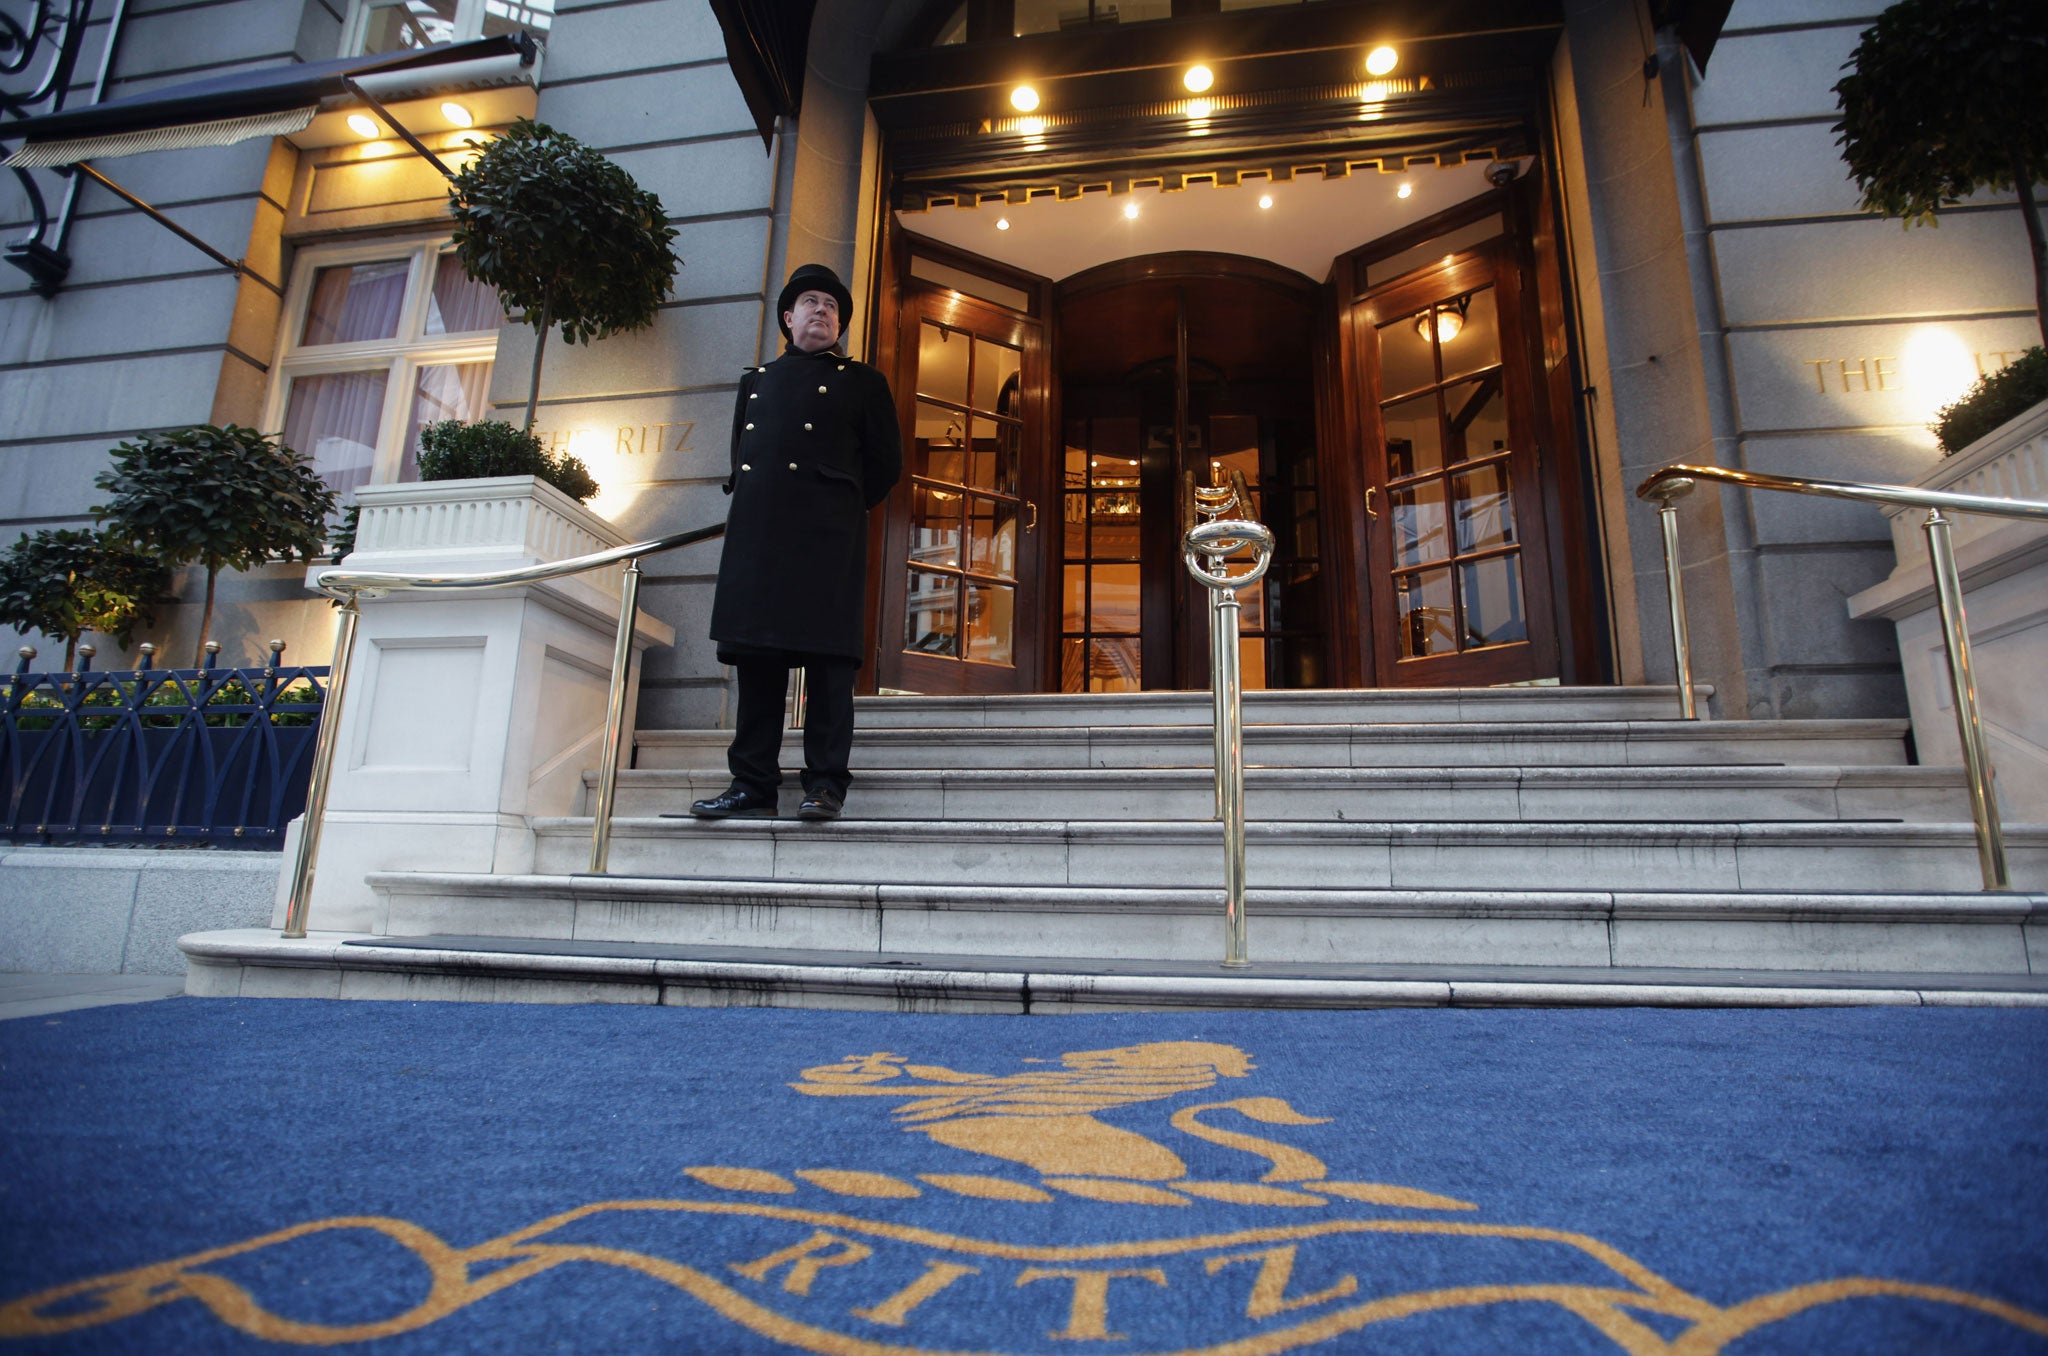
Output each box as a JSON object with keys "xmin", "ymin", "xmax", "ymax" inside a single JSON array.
[{"xmin": 776, "ymin": 263, "xmax": 854, "ymax": 344}]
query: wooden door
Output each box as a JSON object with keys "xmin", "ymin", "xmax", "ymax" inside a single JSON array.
[
  {"xmin": 1348, "ymin": 242, "xmax": 1559, "ymax": 686},
  {"xmin": 875, "ymin": 242, "xmax": 1051, "ymax": 694}
]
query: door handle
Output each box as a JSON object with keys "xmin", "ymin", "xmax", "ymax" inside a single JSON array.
[
  {"xmin": 1024, "ymin": 499, "xmax": 1038, "ymax": 532},
  {"xmin": 1363, "ymin": 486, "xmax": 1379, "ymax": 519}
]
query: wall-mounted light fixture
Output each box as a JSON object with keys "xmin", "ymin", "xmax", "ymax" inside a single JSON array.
[
  {"xmin": 1183, "ymin": 64, "xmax": 1213, "ymax": 93},
  {"xmin": 1010, "ymin": 84, "xmax": 1040, "ymax": 112},
  {"xmin": 1123, "ymin": 201, "xmax": 1140, "ymax": 220},
  {"xmin": 1365, "ymin": 45, "xmax": 1399, "ymax": 76},
  {"xmin": 1258, "ymin": 194, "xmax": 1274, "ymax": 210},
  {"xmin": 996, "ymin": 218, "xmax": 1011, "ymax": 230}
]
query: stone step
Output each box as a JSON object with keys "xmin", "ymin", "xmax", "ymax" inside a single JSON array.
[
  {"xmin": 587, "ymin": 763, "xmax": 1968, "ymax": 824},
  {"xmin": 179, "ymin": 928, "xmax": 2048, "ymax": 1012},
  {"xmin": 633, "ymin": 718, "xmax": 1912, "ymax": 771},
  {"xmin": 359, "ymin": 873, "xmax": 2047, "ymax": 974},
  {"xmin": 528, "ymin": 815, "xmax": 2048, "ymax": 894},
  {"xmin": 844, "ymin": 684, "xmax": 1709, "ymax": 728}
]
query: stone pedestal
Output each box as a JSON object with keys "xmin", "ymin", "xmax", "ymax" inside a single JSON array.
[
  {"xmin": 276, "ymin": 477, "xmax": 674, "ymax": 933},
  {"xmin": 1848, "ymin": 399, "xmax": 2048, "ymax": 821}
]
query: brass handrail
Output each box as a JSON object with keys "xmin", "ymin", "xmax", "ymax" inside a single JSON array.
[
  {"xmin": 1181, "ymin": 469, "xmax": 1274, "ymax": 967},
  {"xmin": 281, "ymin": 521, "xmax": 726, "ymax": 939},
  {"xmin": 1636, "ymin": 462, "xmax": 2048, "ymax": 891}
]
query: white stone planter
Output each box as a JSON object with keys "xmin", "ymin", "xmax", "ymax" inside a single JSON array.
[
  {"xmin": 1848, "ymin": 397, "xmax": 2048, "ymax": 821},
  {"xmin": 280, "ymin": 476, "xmax": 675, "ymax": 933}
]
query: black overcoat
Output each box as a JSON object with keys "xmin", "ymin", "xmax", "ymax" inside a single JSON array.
[{"xmin": 708, "ymin": 344, "xmax": 903, "ymax": 663}]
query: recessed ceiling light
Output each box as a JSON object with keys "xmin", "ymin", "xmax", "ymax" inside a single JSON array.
[
  {"xmin": 1123, "ymin": 201, "xmax": 1140, "ymax": 220},
  {"xmin": 996, "ymin": 218, "xmax": 1010, "ymax": 230},
  {"xmin": 1397, "ymin": 182, "xmax": 1413, "ymax": 199},
  {"xmin": 346, "ymin": 113, "xmax": 379, "ymax": 139},
  {"xmin": 1184, "ymin": 64, "xmax": 1213, "ymax": 93},
  {"xmin": 439, "ymin": 101, "xmax": 473, "ymax": 129},
  {"xmin": 1010, "ymin": 84, "xmax": 1040, "ymax": 113},
  {"xmin": 1258, "ymin": 194, "xmax": 1274, "ymax": 210},
  {"xmin": 1365, "ymin": 46, "xmax": 1398, "ymax": 76}
]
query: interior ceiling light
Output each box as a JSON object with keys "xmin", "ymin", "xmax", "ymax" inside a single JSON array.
[
  {"xmin": 1010, "ymin": 84, "xmax": 1040, "ymax": 112},
  {"xmin": 440, "ymin": 101, "xmax": 474, "ymax": 129},
  {"xmin": 1258, "ymin": 194, "xmax": 1274, "ymax": 210},
  {"xmin": 1397, "ymin": 182, "xmax": 1413, "ymax": 199},
  {"xmin": 1183, "ymin": 64, "xmax": 1214, "ymax": 93},
  {"xmin": 1365, "ymin": 45, "xmax": 1399, "ymax": 76},
  {"xmin": 1123, "ymin": 201, "xmax": 1140, "ymax": 220},
  {"xmin": 1415, "ymin": 297, "xmax": 1470, "ymax": 343},
  {"xmin": 996, "ymin": 218, "xmax": 1011, "ymax": 230},
  {"xmin": 346, "ymin": 113, "xmax": 379, "ymax": 138}
]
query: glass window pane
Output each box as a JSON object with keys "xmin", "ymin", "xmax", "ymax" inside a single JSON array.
[
  {"xmin": 399, "ymin": 361, "xmax": 493, "ymax": 481},
  {"xmin": 972, "ymin": 338, "xmax": 1021, "ymax": 415},
  {"xmin": 1453, "ymin": 463, "xmax": 1516, "ymax": 554},
  {"xmin": 913, "ymin": 402, "xmax": 966, "ymax": 483},
  {"xmin": 1090, "ymin": 563, "xmax": 1140, "ymax": 632},
  {"xmin": 301, "ymin": 259, "xmax": 409, "ymax": 345},
  {"xmin": 1377, "ymin": 310, "xmax": 1435, "ymax": 400},
  {"xmin": 1459, "ymin": 553, "xmax": 1527, "ymax": 648},
  {"xmin": 910, "ymin": 484, "xmax": 961, "ymax": 569},
  {"xmin": 1236, "ymin": 580, "xmax": 1265, "ymax": 631},
  {"xmin": 1090, "ymin": 507, "xmax": 1141, "ymax": 561},
  {"xmin": 1087, "ymin": 637, "xmax": 1142, "ymax": 692},
  {"xmin": 966, "ymin": 416, "xmax": 1015, "ymax": 493},
  {"xmin": 1238, "ymin": 636, "xmax": 1267, "ymax": 691},
  {"xmin": 966, "ymin": 495, "xmax": 1016, "ymax": 578},
  {"xmin": 1065, "ymin": 437, "xmax": 1090, "ymax": 487},
  {"xmin": 964, "ymin": 582, "xmax": 1014, "ymax": 665},
  {"xmin": 360, "ymin": 0, "xmax": 458, "ymax": 53},
  {"xmin": 1061, "ymin": 636, "xmax": 1086, "ymax": 692},
  {"xmin": 1063, "ymin": 565, "xmax": 1088, "ymax": 629},
  {"xmin": 916, "ymin": 322, "xmax": 969, "ymax": 406},
  {"xmin": 904, "ymin": 570, "xmax": 957, "ymax": 656},
  {"xmin": 1437, "ymin": 287, "xmax": 1500, "ymax": 383},
  {"xmin": 1381, "ymin": 392, "xmax": 1442, "ymax": 479},
  {"xmin": 424, "ymin": 255, "xmax": 505, "ymax": 335},
  {"xmin": 1444, "ymin": 376, "xmax": 1508, "ymax": 464},
  {"xmin": 1396, "ymin": 567, "xmax": 1455, "ymax": 659},
  {"xmin": 1390, "ymin": 481, "xmax": 1447, "ymax": 567},
  {"xmin": 481, "ymin": 0, "xmax": 554, "ymax": 38},
  {"xmin": 282, "ymin": 369, "xmax": 390, "ymax": 498}
]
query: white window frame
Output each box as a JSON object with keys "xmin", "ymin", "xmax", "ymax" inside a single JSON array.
[
  {"xmin": 340, "ymin": 0, "xmax": 553, "ymax": 56},
  {"xmin": 262, "ymin": 234, "xmax": 502, "ymax": 495}
]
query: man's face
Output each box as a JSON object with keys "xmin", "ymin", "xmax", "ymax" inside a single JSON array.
[{"xmin": 785, "ymin": 289, "xmax": 842, "ymax": 353}]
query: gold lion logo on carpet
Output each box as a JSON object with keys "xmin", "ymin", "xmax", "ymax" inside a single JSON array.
[{"xmin": 4, "ymin": 1039, "xmax": 2046, "ymax": 1353}]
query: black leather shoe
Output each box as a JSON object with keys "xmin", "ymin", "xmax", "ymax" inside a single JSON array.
[
  {"xmin": 797, "ymin": 788, "xmax": 844, "ymax": 821},
  {"xmin": 688, "ymin": 787, "xmax": 778, "ymax": 819}
]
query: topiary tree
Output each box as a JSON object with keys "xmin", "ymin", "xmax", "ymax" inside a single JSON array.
[
  {"xmin": 447, "ymin": 118, "xmax": 681, "ymax": 431},
  {"xmin": 1833, "ymin": 0, "xmax": 2048, "ymax": 344},
  {"xmin": 92, "ymin": 425, "xmax": 339, "ymax": 666},
  {"xmin": 0, "ymin": 527, "xmax": 173, "ymax": 669}
]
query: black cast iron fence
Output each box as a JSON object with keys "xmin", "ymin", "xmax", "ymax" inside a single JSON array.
[{"xmin": 1, "ymin": 642, "xmax": 329, "ymax": 847}]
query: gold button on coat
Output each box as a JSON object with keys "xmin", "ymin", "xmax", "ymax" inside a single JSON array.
[
  {"xmin": 745, "ymin": 422, "xmax": 754, "ymax": 430},
  {"xmin": 818, "ymin": 385, "xmax": 828, "ymax": 393},
  {"xmin": 804, "ymin": 422, "xmax": 813, "ymax": 431},
  {"xmin": 740, "ymin": 463, "xmax": 751, "ymax": 471},
  {"xmin": 788, "ymin": 462, "xmax": 798, "ymax": 470}
]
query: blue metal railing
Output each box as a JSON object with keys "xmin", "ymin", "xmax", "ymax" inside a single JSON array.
[{"xmin": 0, "ymin": 642, "xmax": 328, "ymax": 847}]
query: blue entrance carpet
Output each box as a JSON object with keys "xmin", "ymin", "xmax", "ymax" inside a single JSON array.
[{"xmin": 1, "ymin": 1000, "xmax": 2044, "ymax": 1354}]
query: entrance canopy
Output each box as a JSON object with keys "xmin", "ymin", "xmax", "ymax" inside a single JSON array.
[{"xmin": 2, "ymin": 34, "xmax": 539, "ymax": 169}]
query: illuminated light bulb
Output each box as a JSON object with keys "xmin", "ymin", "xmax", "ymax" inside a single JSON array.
[
  {"xmin": 1018, "ymin": 116, "xmax": 1045, "ymax": 136},
  {"xmin": 347, "ymin": 113, "xmax": 379, "ymax": 138},
  {"xmin": 1010, "ymin": 84, "xmax": 1039, "ymax": 113},
  {"xmin": 1185, "ymin": 98, "xmax": 1213, "ymax": 119},
  {"xmin": 1366, "ymin": 45, "xmax": 1398, "ymax": 76},
  {"xmin": 1123, "ymin": 201, "xmax": 1140, "ymax": 220},
  {"xmin": 1360, "ymin": 81, "xmax": 1390, "ymax": 103},
  {"xmin": 1258, "ymin": 194, "xmax": 1274, "ymax": 210},
  {"xmin": 997, "ymin": 218, "xmax": 1011, "ymax": 231},
  {"xmin": 1184, "ymin": 65, "xmax": 1214, "ymax": 93},
  {"xmin": 1397, "ymin": 182, "xmax": 1413, "ymax": 199},
  {"xmin": 1414, "ymin": 309, "xmax": 1465, "ymax": 343},
  {"xmin": 439, "ymin": 101, "xmax": 473, "ymax": 128}
]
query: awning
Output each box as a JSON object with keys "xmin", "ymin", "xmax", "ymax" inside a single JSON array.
[
  {"xmin": 3, "ymin": 34, "xmax": 539, "ymax": 169},
  {"xmin": 709, "ymin": 0, "xmax": 816, "ymax": 151}
]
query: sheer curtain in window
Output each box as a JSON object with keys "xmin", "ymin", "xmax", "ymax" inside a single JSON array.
[
  {"xmin": 283, "ymin": 371, "xmax": 391, "ymax": 497},
  {"xmin": 398, "ymin": 362, "xmax": 495, "ymax": 481}
]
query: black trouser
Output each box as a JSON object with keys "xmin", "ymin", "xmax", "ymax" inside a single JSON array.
[{"xmin": 727, "ymin": 657, "xmax": 857, "ymax": 800}]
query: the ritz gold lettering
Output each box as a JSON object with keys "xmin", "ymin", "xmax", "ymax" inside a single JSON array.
[
  {"xmin": 731, "ymin": 1230, "xmax": 1359, "ymax": 1341},
  {"xmin": 535, "ymin": 423, "xmax": 694, "ymax": 455},
  {"xmin": 1806, "ymin": 351, "xmax": 2020, "ymax": 394}
]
